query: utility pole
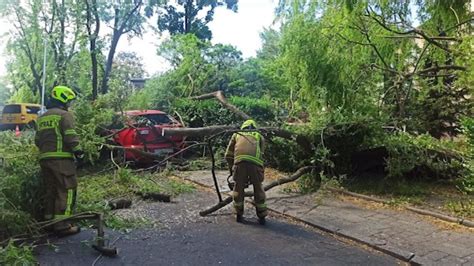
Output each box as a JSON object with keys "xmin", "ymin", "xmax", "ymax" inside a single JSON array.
[{"xmin": 40, "ymin": 37, "xmax": 47, "ymax": 115}]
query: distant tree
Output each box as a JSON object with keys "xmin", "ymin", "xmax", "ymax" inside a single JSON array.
[
  {"xmin": 110, "ymin": 51, "xmax": 147, "ymax": 85},
  {"xmin": 257, "ymin": 28, "xmax": 281, "ymax": 61},
  {"xmin": 157, "ymin": 0, "xmax": 238, "ymax": 40},
  {"xmin": 158, "ymin": 34, "xmax": 242, "ymax": 96},
  {"xmin": 84, "ymin": 0, "xmax": 101, "ymax": 100},
  {"xmin": 0, "ymin": 81, "xmax": 10, "ymax": 105},
  {"xmin": 99, "ymin": 0, "xmax": 159, "ymax": 94},
  {"xmin": 1, "ymin": 0, "xmax": 82, "ymax": 98}
]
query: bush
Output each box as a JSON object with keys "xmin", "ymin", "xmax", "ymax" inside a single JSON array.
[
  {"xmin": 0, "ymin": 131, "xmax": 41, "ymax": 238},
  {"xmin": 72, "ymin": 98, "xmax": 114, "ymax": 163},
  {"xmin": 458, "ymin": 117, "xmax": 474, "ymax": 193},
  {"xmin": 383, "ymin": 132, "xmax": 466, "ymax": 181},
  {"xmin": 0, "ymin": 240, "xmax": 36, "ymax": 265}
]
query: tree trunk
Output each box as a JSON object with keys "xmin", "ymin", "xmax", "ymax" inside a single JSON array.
[
  {"xmin": 57, "ymin": 0, "xmax": 67, "ymax": 84},
  {"xmin": 90, "ymin": 38, "xmax": 99, "ymax": 100},
  {"xmin": 101, "ymin": 29, "xmax": 120, "ymax": 94},
  {"xmin": 184, "ymin": 0, "xmax": 192, "ymax": 33},
  {"xmin": 162, "ymin": 126, "xmax": 312, "ymax": 153},
  {"xmin": 86, "ymin": 0, "xmax": 100, "ymax": 100}
]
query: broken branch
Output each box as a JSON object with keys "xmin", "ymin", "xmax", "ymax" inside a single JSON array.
[{"xmin": 190, "ymin": 90, "xmax": 251, "ymax": 120}]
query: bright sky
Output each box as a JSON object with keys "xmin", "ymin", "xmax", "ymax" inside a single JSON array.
[{"xmin": 0, "ymin": 0, "xmax": 278, "ymax": 78}]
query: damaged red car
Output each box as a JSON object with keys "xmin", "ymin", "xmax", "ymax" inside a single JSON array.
[{"xmin": 110, "ymin": 110, "xmax": 185, "ymax": 163}]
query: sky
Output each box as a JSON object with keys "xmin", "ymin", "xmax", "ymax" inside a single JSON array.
[{"xmin": 0, "ymin": 0, "xmax": 278, "ymax": 78}]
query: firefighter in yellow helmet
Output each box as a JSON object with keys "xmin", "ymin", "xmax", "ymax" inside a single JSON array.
[
  {"xmin": 225, "ymin": 119, "xmax": 267, "ymax": 225},
  {"xmin": 35, "ymin": 85, "xmax": 83, "ymax": 236}
]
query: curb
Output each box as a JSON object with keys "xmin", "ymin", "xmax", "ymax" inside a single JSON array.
[
  {"xmin": 326, "ymin": 187, "xmax": 474, "ymax": 228},
  {"xmin": 178, "ymin": 175, "xmax": 418, "ymax": 264}
]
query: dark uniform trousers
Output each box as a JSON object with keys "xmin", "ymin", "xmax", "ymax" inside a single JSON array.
[
  {"xmin": 232, "ymin": 161, "xmax": 267, "ymax": 218},
  {"xmin": 40, "ymin": 159, "xmax": 77, "ymax": 229}
]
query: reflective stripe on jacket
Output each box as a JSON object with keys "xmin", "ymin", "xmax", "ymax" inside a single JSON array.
[
  {"xmin": 35, "ymin": 107, "xmax": 80, "ymax": 160},
  {"xmin": 225, "ymin": 131, "xmax": 264, "ymax": 167}
]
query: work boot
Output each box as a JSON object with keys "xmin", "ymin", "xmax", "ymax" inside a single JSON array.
[
  {"xmin": 55, "ymin": 224, "xmax": 81, "ymax": 237},
  {"xmin": 258, "ymin": 217, "xmax": 266, "ymax": 225},
  {"xmin": 236, "ymin": 214, "xmax": 243, "ymax": 223}
]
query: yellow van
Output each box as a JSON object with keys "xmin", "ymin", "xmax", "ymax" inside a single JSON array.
[{"xmin": 0, "ymin": 103, "xmax": 41, "ymax": 130}]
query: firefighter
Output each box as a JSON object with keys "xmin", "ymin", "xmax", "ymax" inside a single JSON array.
[
  {"xmin": 35, "ymin": 85, "xmax": 83, "ymax": 236},
  {"xmin": 225, "ymin": 119, "xmax": 267, "ymax": 225}
]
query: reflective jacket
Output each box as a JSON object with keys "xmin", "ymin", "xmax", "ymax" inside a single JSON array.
[
  {"xmin": 35, "ymin": 107, "xmax": 80, "ymax": 160},
  {"xmin": 225, "ymin": 131, "xmax": 264, "ymax": 167}
]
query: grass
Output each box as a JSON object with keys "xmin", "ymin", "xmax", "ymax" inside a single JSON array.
[
  {"xmin": 445, "ymin": 199, "xmax": 474, "ymax": 219},
  {"xmin": 340, "ymin": 176, "xmax": 430, "ymax": 204},
  {"xmin": 77, "ymin": 168, "xmax": 195, "ymax": 230}
]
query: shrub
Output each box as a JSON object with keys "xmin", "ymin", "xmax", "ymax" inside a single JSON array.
[
  {"xmin": 0, "ymin": 131, "xmax": 40, "ymax": 238},
  {"xmin": 0, "ymin": 240, "xmax": 36, "ymax": 265},
  {"xmin": 458, "ymin": 117, "xmax": 474, "ymax": 193},
  {"xmin": 383, "ymin": 132, "xmax": 466, "ymax": 181},
  {"xmin": 72, "ymin": 98, "xmax": 114, "ymax": 163}
]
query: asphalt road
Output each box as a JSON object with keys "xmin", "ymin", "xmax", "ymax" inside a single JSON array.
[{"xmin": 36, "ymin": 189, "xmax": 400, "ymax": 265}]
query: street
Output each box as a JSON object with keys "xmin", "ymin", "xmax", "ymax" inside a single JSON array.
[{"xmin": 36, "ymin": 188, "xmax": 400, "ymax": 265}]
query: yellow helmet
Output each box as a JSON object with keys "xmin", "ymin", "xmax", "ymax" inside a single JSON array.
[
  {"xmin": 241, "ymin": 119, "xmax": 257, "ymax": 129},
  {"xmin": 51, "ymin": 85, "xmax": 76, "ymax": 104}
]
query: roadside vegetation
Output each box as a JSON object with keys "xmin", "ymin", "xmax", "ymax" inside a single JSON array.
[{"xmin": 0, "ymin": 0, "xmax": 472, "ymax": 262}]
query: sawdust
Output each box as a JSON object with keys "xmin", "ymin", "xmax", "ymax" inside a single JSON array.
[
  {"xmin": 264, "ymin": 168, "xmax": 287, "ymax": 181},
  {"xmin": 334, "ymin": 193, "xmax": 394, "ymax": 210},
  {"xmin": 421, "ymin": 215, "xmax": 474, "ymax": 233}
]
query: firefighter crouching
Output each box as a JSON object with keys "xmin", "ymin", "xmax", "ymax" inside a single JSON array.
[
  {"xmin": 35, "ymin": 85, "xmax": 83, "ymax": 236},
  {"xmin": 225, "ymin": 119, "xmax": 267, "ymax": 225}
]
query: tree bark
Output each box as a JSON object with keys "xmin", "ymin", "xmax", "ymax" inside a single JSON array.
[
  {"xmin": 100, "ymin": 1, "xmax": 142, "ymax": 94},
  {"xmin": 199, "ymin": 166, "xmax": 316, "ymax": 216},
  {"xmin": 85, "ymin": 0, "xmax": 100, "ymax": 100},
  {"xmin": 101, "ymin": 28, "xmax": 120, "ymax": 94}
]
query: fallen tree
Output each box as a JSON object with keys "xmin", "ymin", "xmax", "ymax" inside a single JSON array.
[
  {"xmin": 199, "ymin": 166, "xmax": 316, "ymax": 216},
  {"xmin": 185, "ymin": 90, "xmax": 313, "ymax": 151},
  {"xmin": 162, "ymin": 126, "xmax": 313, "ymax": 153},
  {"xmin": 189, "ymin": 90, "xmax": 251, "ymax": 120}
]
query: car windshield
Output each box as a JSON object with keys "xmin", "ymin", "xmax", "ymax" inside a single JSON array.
[
  {"xmin": 134, "ymin": 114, "xmax": 172, "ymax": 126},
  {"xmin": 3, "ymin": 105, "xmax": 21, "ymax": 114}
]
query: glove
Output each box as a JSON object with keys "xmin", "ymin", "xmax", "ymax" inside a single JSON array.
[{"xmin": 74, "ymin": 150, "xmax": 85, "ymax": 160}]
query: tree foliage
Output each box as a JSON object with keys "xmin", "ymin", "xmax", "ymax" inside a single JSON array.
[
  {"xmin": 275, "ymin": 0, "xmax": 472, "ymax": 135},
  {"xmin": 0, "ymin": 0, "xmax": 472, "ymax": 193},
  {"xmin": 157, "ymin": 0, "xmax": 238, "ymax": 40},
  {"xmin": 1, "ymin": 0, "xmax": 160, "ymax": 100}
]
